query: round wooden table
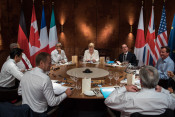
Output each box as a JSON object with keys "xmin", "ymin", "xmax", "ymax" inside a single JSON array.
[{"xmin": 49, "ymin": 62, "xmax": 127, "ymax": 99}]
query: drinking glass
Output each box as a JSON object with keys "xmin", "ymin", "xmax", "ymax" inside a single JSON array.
[
  {"xmin": 106, "ymin": 57, "xmax": 110, "ymax": 63},
  {"xmin": 114, "ymin": 72, "xmax": 119, "ymax": 85},
  {"xmin": 77, "ymin": 83, "xmax": 82, "ymax": 94},
  {"xmin": 73, "ymin": 72, "xmax": 78, "ymax": 89},
  {"xmin": 70, "ymin": 76, "xmax": 75, "ymax": 87},
  {"xmin": 108, "ymin": 71, "xmax": 113, "ymax": 85}
]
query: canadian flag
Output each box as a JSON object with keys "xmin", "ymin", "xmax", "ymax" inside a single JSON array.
[{"xmin": 29, "ymin": 4, "xmax": 49, "ymax": 66}]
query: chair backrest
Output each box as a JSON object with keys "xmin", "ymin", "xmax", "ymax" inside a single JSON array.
[
  {"xmin": 0, "ymin": 88, "xmax": 18, "ymax": 102},
  {"xmin": 0, "ymin": 102, "xmax": 49, "ymax": 117},
  {"xmin": 130, "ymin": 109, "xmax": 175, "ymax": 117},
  {"xmin": 0, "ymin": 102, "xmax": 30, "ymax": 117}
]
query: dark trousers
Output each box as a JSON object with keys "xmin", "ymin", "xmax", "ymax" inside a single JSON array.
[
  {"xmin": 158, "ymin": 79, "xmax": 175, "ymax": 90},
  {"xmin": 158, "ymin": 79, "xmax": 168, "ymax": 89},
  {"xmin": 168, "ymin": 78, "xmax": 175, "ymax": 90}
]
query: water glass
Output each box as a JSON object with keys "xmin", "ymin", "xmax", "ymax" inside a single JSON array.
[
  {"xmin": 106, "ymin": 57, "xmax": 110, "ymax": 63},
  {"xmin": 108, "ymin": 71, "xmax": 113, "ymax": 85},
  {"xmin": 114, "ymin": 72, "xmax": 119, "ymax": 85}
]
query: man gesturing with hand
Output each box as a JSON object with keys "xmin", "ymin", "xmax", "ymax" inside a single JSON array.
[{"xmin": 105, "ymin": 66, "xmax": 175, "ymax": 117}]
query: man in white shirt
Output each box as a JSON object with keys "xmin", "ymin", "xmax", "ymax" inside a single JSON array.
[
  {"xmin": 105, "ymin": 66, "xmax": 175, "ymax": 117},
  {"xmin": 83, "ymin": 43, "xmax": 99, "ymax": 63},
  {"xmin": 7, "ymin": 43, "xmax": 32, "ymax": 71},
  {"xmin": 0, "ymin": 48, "xmax": 24, "ymax": 88},
  {"xmin": 18, "ymin": 52, "xmax": 72, "ymax": 113},
  {"xmin": 51, "ymin": 43, "xmax": 67, "ymax": 64}
]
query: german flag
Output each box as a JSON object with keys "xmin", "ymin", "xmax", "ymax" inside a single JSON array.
[{"xmin": 17, "ymin": 6, "xmax": 30, "ymax": 60}]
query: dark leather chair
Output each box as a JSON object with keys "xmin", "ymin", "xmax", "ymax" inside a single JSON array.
[
  {"xmin": 130, "ymin": 109, "xmax": 175, "ymax": 117},
  {"xmin": 0, "ymin": 102, "xmax": 31, "ymax": 117},
  {"xmin": 0, "ymin": 102, "xmax": 59, "ymax": 117},
  {"xmin": 0, "ymin": 88, "xmax": 18, "ymax": 102}
]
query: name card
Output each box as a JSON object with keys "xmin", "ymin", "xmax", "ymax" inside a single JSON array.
[
  {"xmin": 127, "ymin": 73, "xmax": 135, "ymax": 85},
  {"xmin": 72, "ymin": 55, "xmax": 78, "ymax": 64},
  {"xmin": 82, "ymin": 78, "xmax": 91, "ymax": 93},
  {"xmin": 100, "ymin": 57, "xmax": 105, "ymax": 64}
]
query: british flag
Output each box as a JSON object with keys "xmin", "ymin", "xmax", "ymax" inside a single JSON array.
[
  {"xmin": 144, "ymin": 6, "xmax": 156, "ymax": 66},
  {"xmin": 155, "ymin": 5, "xmax": 168, "ymax": 61}
]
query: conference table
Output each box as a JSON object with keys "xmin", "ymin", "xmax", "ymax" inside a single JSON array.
[
  {"xmin": 48, "ymin": 61, "xmax": 138, "ymax": 116},
  {"xmin": 49, "ymin": 61, "xmax": 127, "ymax": 99}
]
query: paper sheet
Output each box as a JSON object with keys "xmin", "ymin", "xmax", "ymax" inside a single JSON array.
[{"xmin": 52, "ymin": 82, "xmax": 68, "ymax": 95}]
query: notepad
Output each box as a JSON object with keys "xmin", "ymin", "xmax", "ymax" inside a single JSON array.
[
  {"xmin": 100, "ymin": 87, "xmax": 115, "ymax": 98},
  {"xmin": 107, "ymin": 61, "xmax": 115, "ymax": 64},
  {"xmin": 52, "ymin": 82, "xmax": 68, "ymax": 95}
]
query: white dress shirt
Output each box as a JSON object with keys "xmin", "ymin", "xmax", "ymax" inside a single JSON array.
[
  {"xmin": 0, "ymin": 59, "xmax": 24, "ymax": 87},
  {"xmin": 51, "ymin": 49, "xmax": 67, "ymax": 64},
  {"xmin": 7, "ymin": 53, "xmax": 32, "ymax": 70},
  {"xmin": 83, "ymin": 49, "xmax": 99, "ymax": 62},
  {"xmin": 105, "ymin": 87, "xmax": 175, "ymax": 117},
  {"xmin": 18, "ymin": 67, "xmax": 67, "ymax": 113}
]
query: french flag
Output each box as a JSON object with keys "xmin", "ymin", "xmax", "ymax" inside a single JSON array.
[
  {"xmin": 39, "ymin": 5, "xmax": 50, "ymax": 54},
  {"xmin": 134, "ymin": 6, "xmax": 146, "ymax": 66}
]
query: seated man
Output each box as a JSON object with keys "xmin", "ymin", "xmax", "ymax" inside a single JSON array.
[
  {"xmin": 51, "ymin": 43, "xmax": 67, "ymax": 64},
  {"xmin": 118, "ymin": 44, "xmax": 137, "ymax": 66},
  {"xmin": 18, "ymin": 52, "xmax": 72, "ymax": 113},
  {"xmin": 155, "ymin": 46, "xmax": 174, "ymax": 89},
  {"xmin": 7, "ymin": 43, "xmax": 32, "ymax": 71},
  {"xmin": 0, "ymin": 48, "xmax": 24, "ymax": 88},
  {"xmin": 83, "ymin": 43, "xmax": 99, "ymax": 63},
  {"xmin": 105, "ymin": 66, "xmax": 175, "ymax": 117}
]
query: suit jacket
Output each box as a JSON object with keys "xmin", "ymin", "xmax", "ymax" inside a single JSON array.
[{"xmin": 118, "ymin": 52, "xmax": 137, "ymax": 66}]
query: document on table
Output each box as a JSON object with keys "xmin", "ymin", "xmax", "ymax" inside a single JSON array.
[{"xmin": 51, "ymin": 80, "xmax": 68, "ymax": 95}]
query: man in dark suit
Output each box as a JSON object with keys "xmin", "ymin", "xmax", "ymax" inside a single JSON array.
[{"xmin": 118, "ymin": 44, "xmax": 137, "ymax": 66}]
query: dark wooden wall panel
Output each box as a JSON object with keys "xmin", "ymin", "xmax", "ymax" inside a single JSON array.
[{"xmin": 1, "ymin": 0, "xmax": 175, "ymax": 69}]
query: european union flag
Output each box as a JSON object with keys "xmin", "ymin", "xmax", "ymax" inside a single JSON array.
[{"xmin": 168, "ymin": 14, "xmax": 175, "ymax": 62}]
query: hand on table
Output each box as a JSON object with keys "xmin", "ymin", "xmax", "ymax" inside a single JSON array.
[
  {"xmin": 61, "ymin": 60, "xmax": 66, "ymax": 64},
  {"xmin": 92, "ymin": 59, "xmax": 96, "ymax": 63},
  {"xmin": 65, "ymin": 88, "xmax": 72, "ymax": 96},
  {"xmin": 86, "ymin": 60, "xmax": 90, "ymax": 62}
]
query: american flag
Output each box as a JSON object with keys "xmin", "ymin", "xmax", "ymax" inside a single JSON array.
[
  {"xmin": 144, "ymin": 6, "xmax": 157, "ymax": 66},
  {"xmin": 155, "ymin": 5, "xmax": 168, "ymax": 61}
]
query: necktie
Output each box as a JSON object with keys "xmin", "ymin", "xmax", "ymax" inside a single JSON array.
[
  {"xmin": 123, "ymin": 54, "xmax": 126, "ymax": 61},
  {"xmin": 21, "ymin": 58, "xmax": 29, "ymax": 69}
]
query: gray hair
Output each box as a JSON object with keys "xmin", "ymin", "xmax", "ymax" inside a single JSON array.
[
  {"xmin": 139, "ymin": 66, "xmax": 159, "ymax": 88},
  {"xmin": 10, "ymin": 43, "xmax": 18, "ymax": 51}
]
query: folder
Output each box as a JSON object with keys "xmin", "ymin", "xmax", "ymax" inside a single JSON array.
[{"xmin": 100, "ymin": 87, "xmax": 115, "ymax": 98}]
